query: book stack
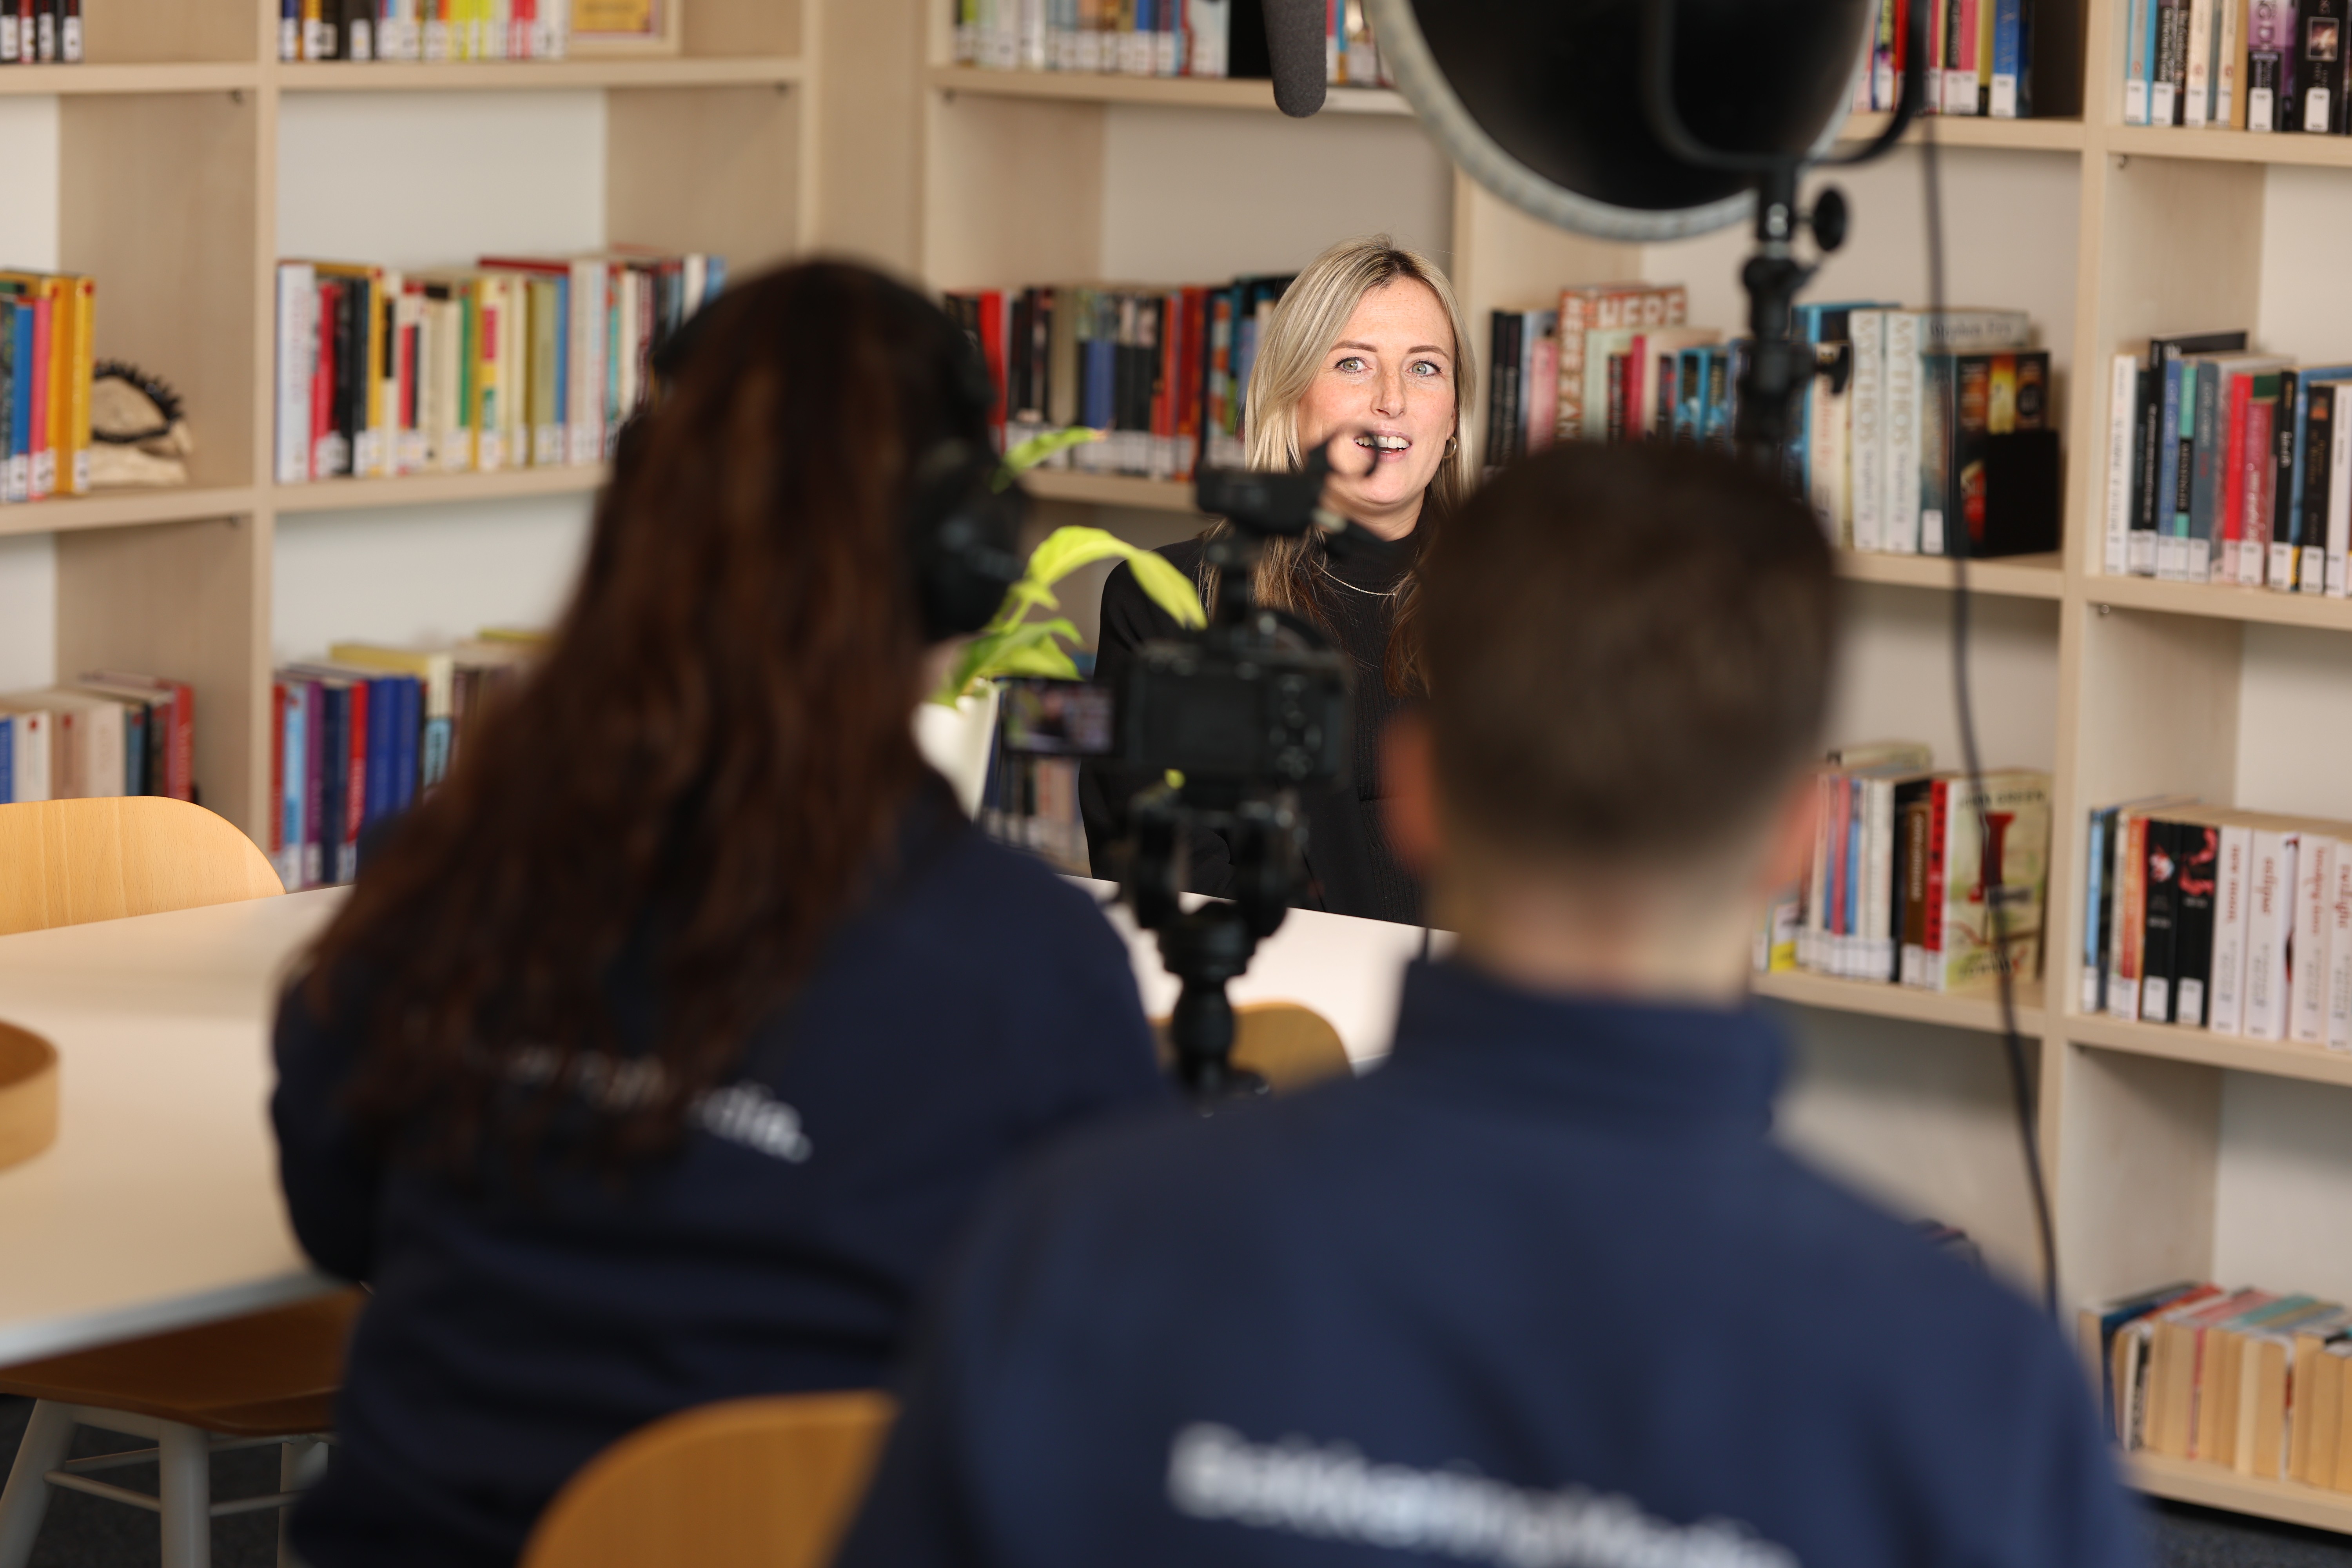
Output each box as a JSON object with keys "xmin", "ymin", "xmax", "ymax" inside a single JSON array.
[
  {"xmin": 2121, "ymin": 0, "xmax": 2351, "ymax": 131},
  {"xmin": 0, "ymin": 673, "xmax": 194, "ymax": 805},
  {"xmin": 2084, "ymin": 799, "xmax": 2352, "ymax": 1046},
  {"xmin": 947, "ymin": 273, "xmax": 1291, "ymax": 481},
  {"xmin": 278, "ymin": 0, "xmax": 570, "ymax": 63},
  {"xmin": 274, "ymin": 250, "xmax": 723, "ymax": 485},
  {"xmin": 270, "ymin": 633, "xmax": 537, "ymax": 889},
  {"xmin": 0, "ymin": 269, "xmax": 96, "ymax": 505},
  {"xmin": 1495, "ymin": 289, "xmax": 2060, "ymax": 560},
  {"xmin": 1849, "ymin": 0, "xmax": 2038, "ymax": 117},
  {"xmin": 2084, "ymin": 1281, "xmax": 2352, "ymax": 1489},
  {"xmin": 2098, "ymin": 332, "xmax": 2352, "ymax": 592},
  {"xmin": 0, "ymin": 1, "xmax": 81, "ymax": 63},
  {"xmin": 1755, "ymin": 740, "xmax": 2053, "ymax": 993}
]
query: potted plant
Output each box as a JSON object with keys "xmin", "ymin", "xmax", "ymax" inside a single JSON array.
[{"xmin": 916, "ymin": 432, "xmax": 1205, "ymax": 813}]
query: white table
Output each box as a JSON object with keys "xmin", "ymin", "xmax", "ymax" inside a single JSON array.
[
  {"xmin": 0, "ymin": 888, "xmax": 347, "ymax": 1366},
  {"xmin": 0, "ymin": 879, "xmax": 1424, "ymax": 1366}
]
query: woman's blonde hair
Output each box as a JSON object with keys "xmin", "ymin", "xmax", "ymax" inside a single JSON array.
[{"xmin": 1214, "ymin": 235, "xmax": 1475, "ymax": 695}]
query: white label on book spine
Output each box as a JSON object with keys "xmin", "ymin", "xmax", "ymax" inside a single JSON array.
[
  {"xmin": 2251, "ymin": 87, "xmax": 2276, "ymax": 130},
  {"xmin": 2308, "ymin": 89, "xmax": 2332, "ymax": 131},
  {"xmin": 2154, "ymin": 82, "xmax": 2177, "ymax": 122},
  {"xmin": 2143, "ymin": 975, "xmax": 2171, "ymax": 1022},
  {"xmin": 1922, "ymin": 509, "xmax": 1945, "ymax": 557},
  {"xmin": 2272, "ymin": 541, "xmax": 2296, "ymax": 588},
  {"xmin": 2127, "ymin": 80, "xmax": 2150, "ymax": 123},
  {"xmin": 2157, "ymin": 537, "xmax": 2191, "ymax": 581},
  {"xmin": 2178, "ymin": 977, "xmax": 2205, "ymax": 1023},
  {"xmin": 2303, "ymin": 544, "xmax": 2327, "ymax": 593},
  {"xmin": 1991, "ymin": 74, "xmax": 2018, "ymax": 117}
]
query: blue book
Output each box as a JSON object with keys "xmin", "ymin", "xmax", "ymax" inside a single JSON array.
[
  {"xmin": 366, "ymin": 676, "xmax": 394, "ymax": 824},
  {"xmin": 396, "ymin": 676, "xmax": 423, "ymax": 810},
  {"xmin": 318, "ymin": 684, "xmax": 349, "ymax": 884},
  {"xmin": 1675, "ymin": 346, "xmax": 1709, "ymax": 443},
  {"xmin": 0, "ymin": 714, "xmax": 12, "ymax": 804},
  {"xmin": 2157, "ymin": 357, "xmax": 2189, "ymax": 557},
  {"xmin": 551, "ymin": 272, "xmax": 570, "ymax": 447},
  {"xmin": 702, "ymin": 256, "xmax": 725, "ymax": 305},
  {"xmin": 1991, "ymin": 0, "xmax": 2027, "ymax": 116},
  {"xmin": 279, "ymin": 688, "xmax": 306, "ymax": 883},
  {"xmin": 9, "ymin": 304, "xmax": 30, "ymax": 503},
  {"xmin": 1844, "ymin": 790, "xmax": 1863, "ymax": 962}
]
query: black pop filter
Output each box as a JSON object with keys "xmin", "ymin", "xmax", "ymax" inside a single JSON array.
[{"xmin": 1364, "ymin": 0, "xmax": 1873, "ymax": 240}]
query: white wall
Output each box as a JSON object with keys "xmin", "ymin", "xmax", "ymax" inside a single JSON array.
[
  {"xmin": 0, "ymin": 96, "xmax": 61, "ymax": 693},
  {"xmin": 1826, "ymin": 586, "xmax": 2060, "ymax": 775},
  {"xmin": 1099, "ymin": 104, "xmax": 1453, "ymax": 282}
]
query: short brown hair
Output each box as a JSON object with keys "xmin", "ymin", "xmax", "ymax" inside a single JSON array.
[{"xmin": 1419, "ymin": 442, "xmax": 1838, "ymax": 866}]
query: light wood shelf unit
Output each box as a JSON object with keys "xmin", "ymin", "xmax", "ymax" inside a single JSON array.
[
  {"xmin": 3, "ymin": 0, "xmax": 813, "ymax": 846},
  {"xmin": 889, "ymin": 0, "xmax": 2352, "ymax": 1536}
]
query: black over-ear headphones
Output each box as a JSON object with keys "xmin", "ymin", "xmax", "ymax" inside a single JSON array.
[{"xmin": 646, "ymin": 271, "xmax": 1031, "ymax": 643}]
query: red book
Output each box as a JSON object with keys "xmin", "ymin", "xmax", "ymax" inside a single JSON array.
[
  {"xmin": 975, "ymin": 289, "xmax": 1007, "ymax": 450},
  {"xmin": 1924, "ymin": 778, "xmax": 1951, "ymax": 962},
  {"xmin": 1176, "ymin": 285, "xmax": 1206, "ymax": 480},
  {"xmin": 311, "ymin": 280, "xmax": 340, "ymax": 483},
  {"xmin": 2221, "ymin": 370, "xmax": 2252, "ymax": 584},
  {"xmin": 2245, "ymin": 396, "xmax": 2277, "ymax": 578},
  {"xmin": 1828, "ymin": 774, "xmax": 1852, "ymax": 947},
  {"xmin": 341, "ymin": 679, "xmax": 368, "ymax": 862}
]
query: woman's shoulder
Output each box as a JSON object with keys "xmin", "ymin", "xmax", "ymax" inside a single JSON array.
[{"xmin": 1100, "ymin": 533, "xmax": 1207, "ymax": 646}]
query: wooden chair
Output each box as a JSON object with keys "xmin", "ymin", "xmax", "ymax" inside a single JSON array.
[
  {"xmin": 0, "ymin": 797, "xmax": 282, "ymax": 938},
  {"xmin": 520, "ymin": 1392, "xmax": 898, "ymax": 1568},
  {"xmin": 1154, "ymin": 1000, "xmax": 1355, "ymax": 1093},
  {"xmin": 0, "ymin": 794, "xmax": 358, "ymax": 1568}
]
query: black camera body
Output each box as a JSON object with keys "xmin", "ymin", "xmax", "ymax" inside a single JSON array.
[{"xmin": 1122, "ymin": 635, "xmax": 1349, "ymax": 794}]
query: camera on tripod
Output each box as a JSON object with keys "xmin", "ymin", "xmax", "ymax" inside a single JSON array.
[{"xmin": 995, "ymin": 442, "xmax": 1373, "ymax": 1103}]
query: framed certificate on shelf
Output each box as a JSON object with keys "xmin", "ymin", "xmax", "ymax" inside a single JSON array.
[{"xmin": 568, "ymin": 0, "xmax": 680, "ymax": 55}]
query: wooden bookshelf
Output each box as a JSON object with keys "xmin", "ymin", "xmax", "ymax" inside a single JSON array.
[{"xmin": 874, "ymin": 0, "xmax": 2352, "ymax": 1540}]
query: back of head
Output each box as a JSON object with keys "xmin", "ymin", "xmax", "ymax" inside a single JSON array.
[
  {"xmin": 310, "ymin": 259, "xmax": 995, "ymax": 1172},
  {"xmin": 1419, "ymin": 442, "xmax": 1838, "ymax": 875}
]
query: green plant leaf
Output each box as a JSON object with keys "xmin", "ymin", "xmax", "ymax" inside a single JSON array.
[
  {"xmin": 1020, "ymin": 527, "xmax": 1208, "ymax": 629},
  {"xmin": 997, "ymin": 426, "xmax": 1106, "ymax": 488},
  {"xmin": 931, "ymin": 617, "xmax": 1084, "ymax": 704},
  {"xmin": 1125, "ymin": 549, "xmax": 1208, "ymax": 628}
]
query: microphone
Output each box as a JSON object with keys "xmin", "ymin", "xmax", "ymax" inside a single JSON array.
[{"xmin": 1262, "ymin": 0, "xmax": 1326, "ymax": 117}]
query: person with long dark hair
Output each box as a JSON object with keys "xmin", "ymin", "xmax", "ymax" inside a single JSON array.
[
  {"xmin": 1082, "ymin": 235, "xmax": 1475, "ymax": 926},
  {"xmin": 270, "ymin": 262, "xmax": 1170, "ymax": 1568}
]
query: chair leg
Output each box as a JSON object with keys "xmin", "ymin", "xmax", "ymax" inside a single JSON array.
[
  {"xmin": 156, "ymin": 1421, "xmax": 210, "ymax": 1568},
  {"xmin": 278, "ymin": 1437, "xmax": 327, "ymax": 1568},
  {"xmin": 0, "ymin": 1401, "xmax": 74, "ymax": 1568}
]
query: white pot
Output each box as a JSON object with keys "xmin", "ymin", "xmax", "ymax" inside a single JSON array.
[{"xmin": 913, "ymin": 683, "xmax": 1000, "ymax": 818}]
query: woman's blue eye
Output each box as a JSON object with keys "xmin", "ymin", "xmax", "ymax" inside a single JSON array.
[
  {"xmin": 1334, "ymin": 357, "xmax": 1366, "ymax": 373},
  {"xmin": 1410, "ymin": 360, "xmax": 1443, "ymax": 377}
]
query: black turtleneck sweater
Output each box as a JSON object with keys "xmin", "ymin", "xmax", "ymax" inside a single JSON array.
[{"xmin": 1081, "ymin": 530, "xmax": 1423, "ymax": 926}]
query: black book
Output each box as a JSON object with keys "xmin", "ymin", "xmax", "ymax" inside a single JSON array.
[
  {"xmin": 2273, "ymin": 368, "xmax": 2300, "ymax": 590},
  {"xmin": 2300, "ymin": 0, "xmax": 2348, "ymax": 131},
  {"xmin": 2156, "ymin": 0, "xmax": 2190, "ymax": 123},
  {"xmin": 344, "ymin": 276, "xmax": 370, "ymax": 473},
  {"xmin": 2300, "ymin": 381, "xmax": 2341, "ymax": 594},
  {"xmin": 2135, "ymin": 331, "xmax": 2247, "ymax": 574},
  {"xmin": 2173, "ymin": 823, "xmax": 2220, "ymax": 1027},
  {"xmin": 2141, "ymin": 819, "xmax": 2183, "ymax": 1025},
  {"xmin": 33, "ymin": 0, "xmax": 53, "ymax": 63},
  {"xmin": 1487, "ymin": 310, "xmax": 1522, "ymax": 470},
  {"xmin": 341, "ymin": 0, "xmax": 373, "ymax": 60}
]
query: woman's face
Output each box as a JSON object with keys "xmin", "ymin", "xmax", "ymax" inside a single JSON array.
[{"xmin": 1293, "ymin": 278, "xmax": 1458, "ymax": 541}]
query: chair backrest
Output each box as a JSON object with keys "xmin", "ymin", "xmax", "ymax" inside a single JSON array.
[
  {"xmin": 0, "ymin": 797, "xmax": 283, "ymax": 937},
  {"xmin": 521, "ymin": 1391, "xmax": 898, "ymax": 1568},
  {"xmin": 1156, "ymin": 1000, "xmax": 1355, "ymax": 1093}
]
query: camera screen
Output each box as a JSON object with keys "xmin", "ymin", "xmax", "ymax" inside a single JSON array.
[{"xmin": 998, "ymin": 678, "xmax": 1116, "ymax": 757}]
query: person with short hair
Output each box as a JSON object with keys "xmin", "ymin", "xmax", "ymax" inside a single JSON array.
[
  {"xmin": 838, "ymin": 442, "xmax": 2145, "ymax": 1568},
  {"xmin": 270, "ymin": 262, "xmax": 1170, "ymax": 1568},
  {"xmin": 1083, "ymin": 235, "xmax": 1474, "ymax": 925}
]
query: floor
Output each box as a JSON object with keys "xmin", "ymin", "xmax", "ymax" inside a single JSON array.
[{"xmin": 2, "ymin": 1394, "xmax": 2349, "ymax": 1565}]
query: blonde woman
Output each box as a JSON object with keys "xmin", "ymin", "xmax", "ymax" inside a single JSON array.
[{"xmin": 1083, "ymin": 236, "xmax": 1475, "ymax": 925}]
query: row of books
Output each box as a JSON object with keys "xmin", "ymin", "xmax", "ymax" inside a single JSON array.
[
  {"xmin": 952, "ymin": 0, "xmax": 1390, "ymax": 85},
  {"xmin": 1488, "ymin": 284, "xmax": 2060, "ymax": 559},
  {"xmin": 1849, "ymin": 0, "xmax": 2038, "ymax": 118},
  {"xmin": 0, "ymin": 0, "xmax": 80, "ymax": 64},
  {"xmin": 0, "ymin": 269, "xmax": 95, "ymax": 504},
  {"xmin": 2086, "ymin": 799, "xmax": 2352, "ymax": 1047},
  {"xmin": 948, "ymin": 274, "xmax": 1291, "ymax": 482},
  {"xmin": 273, "ymin": 250, "xmax": 722, "ymax": 485},
  {"xmin": 278, "ymin": 0, "xmax": 570, "ymax": 63},
  {"xmin": 0, "ymin": 673, "xmax": 194, "ymax": 805},
  {"xmin": 1753, "ymin": 741, "xmax": 2053, "ymax": 993},
  {"xmin": 2098, "ymin": 331, "xmax": 2352, "ymax": 593},
  {"xmin": 2084, "ymin": 1280, "xmax": 2352, "ymax": 1490},
  {"xmin": 2120, "ymin": 0, "xmax": 2350, "ymax": 131},
  {"xmin": 270, "ymin": 634, "xmax": 537, "ymax": 889}
]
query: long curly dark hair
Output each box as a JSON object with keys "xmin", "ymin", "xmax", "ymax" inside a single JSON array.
[{"xmin": 302, "ymin": 261, "xmax": 985, "ymax": 1172}]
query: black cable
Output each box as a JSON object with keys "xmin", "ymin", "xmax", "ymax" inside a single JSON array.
[{"xmin": 1919, "ymin": 114, "xmax": 2058, "ymax": 1318}]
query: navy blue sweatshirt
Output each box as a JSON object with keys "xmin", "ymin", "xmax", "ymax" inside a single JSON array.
[
  {"xmin": 839, "ymin": 959, "xmax": 2147, "ymax": 1568},
  {"xmin": 271, "ymin": 788, "xmax": 1172, "ymax": 1568}
]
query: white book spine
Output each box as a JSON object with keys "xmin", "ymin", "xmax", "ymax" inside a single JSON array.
[
  {"xmin": 2211, "ymin": 824, "xmax": 2254, "ymax": 1035},
  {"xmin": 1850, "ymin": 310, "xmax": 1886, "ymax": 552},
  {"xmin": 2184, "ymin": 0, "xmax": 2214, "ymax": 125},
  {"xmin": 275, "ymin": 263, "xmax": 316, "ymax": 485},
  {"xmin": 11, "ymin": 711, "xmax": 45, "ymax": 804},
  {"xmin": 1884, "ymin": 312, "xmax": 1923, "ymax": 554},
  {"xmin": 571, "ymin": 261, "xmax": 605, "ymax": 467},
  {"xmin": 2245, "ymin": 831, "xmax": 2299, "ymax": 1042},
  {"xmin": 2329, "ymin": 848, "xmax": 2352, "ymax": 1051},
  {"xmin": 2293, "ymin": 837, "xmax": 2335, "ymax": 1043},
  {"xmin": 2331, "ymin": 385, "xmax": 2352, "ymax": 597},
  {"xmin": 2105, "ymin": 355, "xmax": 2140, "ymax": 576}
]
